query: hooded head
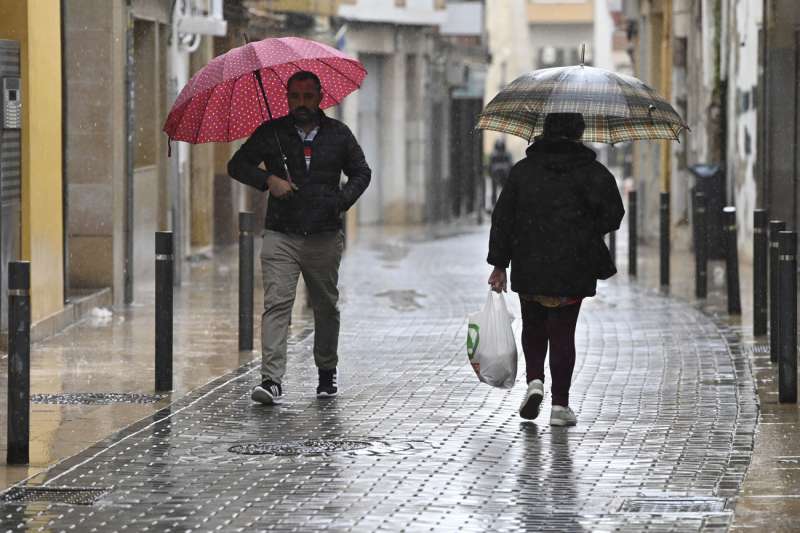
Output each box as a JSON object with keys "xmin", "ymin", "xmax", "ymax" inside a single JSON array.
[
  {"xmin": 529, "ymin": 113, "xmax": 595, "ymax": 171},
  {"xmin": 494, "ymin": 139, "xmax": 506, "ymax": 151},
  {"xmin": 542, "ymin": 113, "xmax": 585, "ymax": 141}
]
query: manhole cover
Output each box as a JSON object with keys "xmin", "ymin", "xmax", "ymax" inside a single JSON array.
[
  {"xmin": 31, "ymin": 393, "xmax": 166, "ymax": 405},
  {"xmin": 619, "ymin": 498, "xmax": 726, "ymax": 514},
  {"xmin": 2, "ymin": 486, "xmax": 110, "ymax": 506},
  {"xmin": 228, "ymin": 438, "xmax": 424, "ymax": 457}
]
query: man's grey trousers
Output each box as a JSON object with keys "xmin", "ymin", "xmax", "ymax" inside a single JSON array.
[{"xmin": 260, "ymin": 229, "xmax": 344, "ymax": 383}]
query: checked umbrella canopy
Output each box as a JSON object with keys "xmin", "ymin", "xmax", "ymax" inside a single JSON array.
[{"xmin": 477, "ymin": 65, "xmax": 688, "ymax": 144}]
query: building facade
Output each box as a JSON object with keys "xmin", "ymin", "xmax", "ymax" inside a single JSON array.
[
  {"xmin": 338, "ymin": 0, "xmax": 488, "ymax": 224},
  {"xmin": 0, "ymin": 0, "xmax": 490, "ymax": 342},
  {"xmin": 624, "ymin": 0, "xmax": 767, "ymax": 260}
]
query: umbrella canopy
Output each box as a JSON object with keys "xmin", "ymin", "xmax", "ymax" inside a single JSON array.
[
  {"xmin": 477, "ymin": 65, "xmax": 688, "ymax": 144},
  {"xmin": 163, "ymin": 37, "xmax": 367, "ymax": 144}
]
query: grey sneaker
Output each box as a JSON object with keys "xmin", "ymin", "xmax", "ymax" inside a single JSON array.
[
  {"xmin": 549, "ymin": 405, "xmax": 577, "ymax": 426},
  {"xmin": 251, "ymin": 379, "xmax": 283, "ymax": 405},
  {"xmin": 519, "ymin": 379, "xmax": 544, "ymax": 420}
]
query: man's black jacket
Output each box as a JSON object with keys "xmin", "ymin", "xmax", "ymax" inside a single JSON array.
[
  {"xmin": 487, "ymin": 139, "xmax": 624, "ymax": 297},
  {"xmin": 227, "ymin": 111, "xmax": 371, "ymax": 235}
]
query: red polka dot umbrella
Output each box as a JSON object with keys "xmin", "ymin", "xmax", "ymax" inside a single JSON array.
[{"xmin": 163, "ymin": 36, "xmax": 367, "ymax": 145}]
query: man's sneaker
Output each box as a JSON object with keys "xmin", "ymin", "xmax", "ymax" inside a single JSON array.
[
  {"xmin": 316, "ymin": 368, "xmax": 338, "ymax": 398},
  {"xmin": 251, "ymin": 379, "xmax": 283, "ymax": 405},
  {"xmin": 519, "ymin": 379, "xmax": 544, "ymax": 420},
  {"xmin": 550, "ymin": 405, "xmax": 577, "ymax": 426}
]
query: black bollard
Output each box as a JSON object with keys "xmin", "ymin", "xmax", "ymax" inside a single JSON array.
[
  {"xmin": 660, "ymin": 192, "xmax": 670, "ymax": 288},
  {"xmin": 723, "ymin": 207, "xmax": 741, "ymax": 315},
  {"xmin": 769, "ymin": 220, "xmax": 785, "ymax": 363},
  {"xmin": 695, "ymin": 192, "xmax": 708, "ymax": 299},
  {"xmin": 608, "ymin": 231, "xmax": 616, "ymax": 268},
  {"xmin": 753, "ymin": 209, "xmax": 768, "ymax": 336},
  {"xmin": 239, "ymin": 212, "xmax": 255, "ymax": 352},
  {"xmin": 155, "ymin": 232, "xmax": 173, "ymax": 392},
  {"xmin": 628, "ymin": 190, "xmax": 637, "ymax": 277},
  {"xmin": 778, "ymin": 230, "xmax": 797, "ymax": 403},
  {"xmin": 7, "ymin": 261, "xmax": 30, "ymax": 465}
]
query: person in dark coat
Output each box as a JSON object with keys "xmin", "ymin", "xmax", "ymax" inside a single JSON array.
[
  {"xmin": 488, "ymin": 139, "xmax": 513, "ymax": 208},
  {"xmin": 228, "ymin": 71, "xmax": 371, "ymax": 405},
  {"xmin": 486, "ymin": 112, "xmax": 624, "ymax": 426}
]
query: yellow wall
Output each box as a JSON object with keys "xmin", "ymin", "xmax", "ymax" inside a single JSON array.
[
  {"xmin": 528, "ymin": 1, "xmax": 593, "ymax": 23},
  {"xmin": 0, "ymin": 0, "xmax": 64, "ymax": 322}
]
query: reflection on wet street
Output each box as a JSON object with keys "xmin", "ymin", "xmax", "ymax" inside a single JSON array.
[{"xmin": 0, "ymin": 225, "xmax": 757, "ymax": 531}]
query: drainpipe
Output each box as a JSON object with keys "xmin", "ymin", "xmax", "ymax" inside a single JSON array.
[
  {"xmin": 167, "ymin": 2, "xmax": 193, "ymax": 287},
  {"xmin": 759, "ymin": 0, "xmax": 768, "ymax": 209},
  {"xmin": 60, "ymin": 0, "xmax": 69, "ymax": 304},
  {"xmin": 660, "ymin": 0, "xmax": 673, "ymax": 195},
  {"xmin": 124, "ymin": 1, "xmax": 135, "ymax": 303}
]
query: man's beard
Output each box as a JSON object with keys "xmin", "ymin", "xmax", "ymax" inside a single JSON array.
[{"xmin": 291, "ymin": 106, "xmax": 316, "ymax": 124}]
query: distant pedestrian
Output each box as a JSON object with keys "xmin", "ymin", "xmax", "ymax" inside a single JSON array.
[
  {"xmin": 486, "ymin": 113, "xmax": 624, "ymax": 426},
  {"xmin": 228, "ymin": 71, "xmax": 371, "ymax": 405},
  {"xmin": 488, "ymin": 139, "xmax": 513, "ymax": 209}
]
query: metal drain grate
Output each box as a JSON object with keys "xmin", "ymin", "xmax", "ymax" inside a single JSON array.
[
  {"xmin": 31, "ymin": 393, "xmax": 166, "ymax": 405},
  {"xmin": 749, "ymin": 344, "xmax": 770, "ymax": 354},
  {"xmin": 2, "ymin": 486, "xmax": 110, "ymax": 505},
  {"xmin": 229, "ymin": 439, "xmax": 372, "ymax": 456},
  {"xmin": 619, "ymin": 498, "xmax": 726, "ymax": 514},
  {"xmin": 227, "ymin": 438, "xmax": 426, "ymax": 457}
]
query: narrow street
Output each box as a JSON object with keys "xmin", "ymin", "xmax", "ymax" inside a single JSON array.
[{"xmin": 0, "ymin": 225, "xmax": 758, "ymax": 531}]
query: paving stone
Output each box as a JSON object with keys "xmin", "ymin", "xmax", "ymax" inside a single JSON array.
[{"xmin": 0, "ymin": 227, "xmax": 757, "ymax": 531}]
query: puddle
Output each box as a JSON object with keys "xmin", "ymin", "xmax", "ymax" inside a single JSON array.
[{"xmin": 374, "ymin": 290, "xmax": 426, "ymax": 311}]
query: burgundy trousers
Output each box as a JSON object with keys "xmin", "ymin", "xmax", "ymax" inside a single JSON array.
[{"xmin": 519, "ymin": 298, "xmax": 582, "ymax": 407}]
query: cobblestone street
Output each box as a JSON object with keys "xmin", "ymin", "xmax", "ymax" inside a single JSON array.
[{"xmin": 0, "ymin": 225, "xmax": 759, "ymax": 531}]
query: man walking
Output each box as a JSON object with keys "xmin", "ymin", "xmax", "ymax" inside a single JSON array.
[
  {"xmin": 228, "ymin": 71, "xmax": 371, "ymax": 404},
  {"xmin": 488, "ymin": 139, "xmax": 513, "ymax": 209}
]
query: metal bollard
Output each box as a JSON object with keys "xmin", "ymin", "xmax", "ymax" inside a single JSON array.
[
  {"xmin": 694, "ymin": 192, "xmax": 708, "ymax": 299},
  {"xmin": 753, "ymin": 209, "xmax": 768, "ymax": 336},
  {"xmin": 723, "ymin": 207, "xmax": 741, "ymax": 315},
  {"xmin": 155, "ymin": 232, "xmax": 173, "ymax": 392},
  {"xmin": 239, "ymin": 212, "xmax": 256, "ymax": 352},
  {"xmin": 778, "ymin": 230, "xmax": 797, "ymax": 403},
  {"xmin": 628, "ymin": 190, "xmax": 637, "ymax": 277},
  {"xmin": 769, "ymin": 220, "xmax": 785, "ymax": 363},
  {"xmin": 660, "ymin": 192, "xmax": 670, "ymax": 288},
  {"xmin": 7, "ymin": 261, "xmax": 30, "ymax": 465}
]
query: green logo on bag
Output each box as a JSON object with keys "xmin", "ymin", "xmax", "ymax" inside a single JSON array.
[{"xmin": 466, "ymin": 324, "xmax": 480, "ymax": 359}]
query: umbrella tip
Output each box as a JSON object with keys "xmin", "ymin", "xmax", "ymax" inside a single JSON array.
[{"xmin": 580, "ymin": 44, "xmax": 585, "ymax": 67}]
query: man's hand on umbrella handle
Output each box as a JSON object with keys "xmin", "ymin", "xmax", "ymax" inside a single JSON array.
[
  {"xmin": 267, "ymin": 175, "xmax": 298, "ymax": 198},
  {"xmin": 488, "ymin": 267, "xmax": 507, "ymax": 293}
]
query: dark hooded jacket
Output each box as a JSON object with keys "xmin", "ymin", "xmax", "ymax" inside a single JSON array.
[
  {"xmin": 487, "ymin": 139, "xmax": 624, "ymax": 297},
  {"xmin": 227, "ymin": 110, "xmax": 371, "ymax": 235}
]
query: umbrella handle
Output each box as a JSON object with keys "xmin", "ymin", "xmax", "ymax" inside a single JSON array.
[{"xmin": 275, "ymin": 131, "xmax": 293, "ymax": 185}]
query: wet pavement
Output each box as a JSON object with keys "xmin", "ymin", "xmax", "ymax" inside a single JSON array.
[
  {"xmin": 0, "ymin": 222, "xmax": 767, "ymax": 531},
  {"xmin": 629, "ymin": 230, "xmax": 800, "ymax": 531}
]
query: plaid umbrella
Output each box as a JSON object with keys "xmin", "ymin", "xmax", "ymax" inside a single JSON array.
[{"xmin": 477, "ymin": 65, "xmax": 688, "ymax": 144}]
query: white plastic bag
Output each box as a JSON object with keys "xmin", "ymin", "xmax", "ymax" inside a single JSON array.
[{"xmin": 466, "ymin": 291, "xmax": 518, "ymax": 388}]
